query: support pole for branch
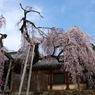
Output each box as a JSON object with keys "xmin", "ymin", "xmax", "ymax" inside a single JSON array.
[
  {"xmin": 18, "ymin": 45, "xmax": 30, "ymax": 95},
  {"xmin": 4, "ymin": 59, "xmax": 13, "ymax": 91},
  {"xmin": 26, "ymin": 45, "xmax": 35, "ymax": 95}
]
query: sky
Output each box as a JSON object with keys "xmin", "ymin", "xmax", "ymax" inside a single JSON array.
[{"xmin": 0, "ymin": 0, "xmax": 95, "ymax": 51}]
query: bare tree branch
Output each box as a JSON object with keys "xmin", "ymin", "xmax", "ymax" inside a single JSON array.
[{"xmin": 20, "ymin": 3, "xmax": 43, "ymax": 18}]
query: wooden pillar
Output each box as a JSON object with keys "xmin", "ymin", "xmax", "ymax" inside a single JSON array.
[
  {"xmin": 50, "ymin": 71, "xmax": 52, "ymax": 90},
  {"xmin": 65, "ymin": 72, "xmax": 70, "ymax": 90}
]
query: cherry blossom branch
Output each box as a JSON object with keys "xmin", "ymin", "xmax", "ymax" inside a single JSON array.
[{"xmin": 0, "ymin": 15, "xmax": 6, "ymax": 29}]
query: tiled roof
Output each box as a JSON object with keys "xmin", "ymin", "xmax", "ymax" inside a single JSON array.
[{"xmin": 33, "ymin": 56, "xmax": 63, "ymax": 68}]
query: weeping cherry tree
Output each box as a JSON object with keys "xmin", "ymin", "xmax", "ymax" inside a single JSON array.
[
  {"xmin": 42, "ymin": 26, "xmax": 95, "ymax": 88},
  {"xmin": 0, "ymin": 15, "xmax": 6, "ymax": 81},
  {"xmin": 16, "ymin": 3, "xmax": 46, "ymax": 95}
]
